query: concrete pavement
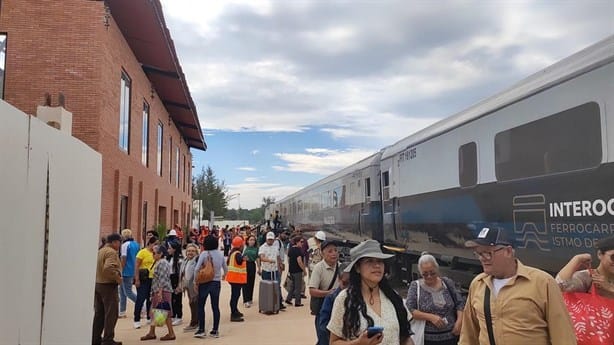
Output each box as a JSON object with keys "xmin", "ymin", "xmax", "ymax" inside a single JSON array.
[{"xmin": 115, "ymin": 274, "xmax": 317, "ymax": 345}]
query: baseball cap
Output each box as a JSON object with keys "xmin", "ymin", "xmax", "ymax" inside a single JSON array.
[
  {"xmin": 266, "ymin": 231, "xmax": 275, "ymax": 240},
  {"xmin": 315, "ymin": 231, "xmax": 326, "ymax": 241},
  {"xmin": 320, "ymin": 240, "xmax": 336, "ymax": 251},
  {"xmin": 465, "ymin": 227, "xmax": 512, "ymax": 248},
  {"xmin": 168, "ymin": 229, "xmax": 177, "ymax": 236}
]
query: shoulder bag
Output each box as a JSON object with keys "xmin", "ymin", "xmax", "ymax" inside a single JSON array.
[
  {"xmin": 410, "ymin": 280, "xmax": 426, "ymax": 345},
  {"xmin": 195, "ymin": 252, "xmax": 215, "ymax": 284},
  {"xmin": 563, "ymin": 280, "xmax": 614, "ymax": 345}
]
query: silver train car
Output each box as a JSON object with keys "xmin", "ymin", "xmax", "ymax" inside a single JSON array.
[{"xmin": 268, "ymin": 36, "xmax": 614, "ymax": 287}]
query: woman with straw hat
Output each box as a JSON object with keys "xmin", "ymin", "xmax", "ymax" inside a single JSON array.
[{"xmin": 327, "ymin": 240, "xmax": 414, "ymax": 345}]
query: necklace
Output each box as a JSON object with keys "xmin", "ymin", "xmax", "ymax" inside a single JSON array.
[{"xmin": 366, "ymin": 283, "xmax": 379, "ymax": 305}]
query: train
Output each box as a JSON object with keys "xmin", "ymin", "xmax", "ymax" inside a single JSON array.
[{"xmin": 266, "ymin": 35, "xmax": 614, "ymax": 288}]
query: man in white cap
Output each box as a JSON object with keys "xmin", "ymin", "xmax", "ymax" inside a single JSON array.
[
  {"xmin": 460, "ymin": 227, "xmax": 575, "ymax": 345},
  {"xmin": 308, "ymin": 230, "xmax": 326, "ymax": 277},
  {"xmin": 258, "ymin": 231, "xmax": 286, "ymax": 310}
]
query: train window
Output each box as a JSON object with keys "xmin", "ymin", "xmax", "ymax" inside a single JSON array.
[
  {"xmin": 382, "ymin": 171, "xmax": 390, "ymax": 200},
  {"xmin": 365, "ymin": 178, "xmax": 371, "ymax": 202},
  {"xmin": 459, "ymin": 142, "xmax": 477, "ymax": 187},
  {"xmin": 495, "ymin": 102, "xmax": 601, "ymax": 181}
]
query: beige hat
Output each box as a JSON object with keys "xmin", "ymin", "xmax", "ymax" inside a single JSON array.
[{"xmin": 344, "ymin": 240, "xmax": 393, "ymax": 273}]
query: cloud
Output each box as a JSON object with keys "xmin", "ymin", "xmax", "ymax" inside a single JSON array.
[
  {"xmin": 237, "ymin": 166, "xmax": 256, "ymax": 171},
  {"xmin": 274, "ymin": 148, "xmax": 376, "ymax": 175},
  {"xmin": 244, "ymin": 177, "xmax": 260, "ymax": 182},
  {"xmin": 251, "ymin": 150, "xmax": 260, "ymax": 155},
  {"xmin": 226, "ymin": 182, "xmax": 302, "ymax": 209},
  {"xmin": 161, "ymin": 0, "xmax": 612, "ymax": 147}
]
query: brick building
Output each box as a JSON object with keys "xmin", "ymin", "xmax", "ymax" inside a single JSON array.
[{"xmin": 0, "ymin": 0, "xmax": 206, "ymax": 240}]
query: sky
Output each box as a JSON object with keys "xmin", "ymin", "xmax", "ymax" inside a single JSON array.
[{"xmin": 159, "ymin": 0, "xmax": 614, "ymax": 210}]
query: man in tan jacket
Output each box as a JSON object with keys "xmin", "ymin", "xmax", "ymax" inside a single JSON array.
[
  {"xmin": 460, "ymin": 227, "xmax": 576, "ymax": 345},
  {"xmin": 92, "ymin": 233, "xmax": 123, "ymax": 345}
]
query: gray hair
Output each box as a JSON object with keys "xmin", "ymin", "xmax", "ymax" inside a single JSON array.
[
  {"xmin": 186, "ymin": 243, "xmax": 200, "ymax": 254},
  {"xmin": 418, "ymin": 253, "xmax": 439, "ymax": 274}
]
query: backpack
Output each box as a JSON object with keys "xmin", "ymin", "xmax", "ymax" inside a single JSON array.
[{"xmin": 195, "ymin": 252, "xmax": 214, "ymax": 284}]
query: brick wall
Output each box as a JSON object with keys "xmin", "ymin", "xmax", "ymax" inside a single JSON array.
[{"xmin": 0, "ymin": 0, "xmax": 195, "ymax": 241}]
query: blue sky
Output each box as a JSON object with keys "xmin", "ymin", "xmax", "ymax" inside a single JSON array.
[{"xmin": 161, "ymin": 0, "xmax": 614, "ymax": 209}]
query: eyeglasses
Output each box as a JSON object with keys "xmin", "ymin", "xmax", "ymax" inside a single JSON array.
[
  {"xmin": 473, "ymin": 246, "xmax": 508, "ymax": 260},
  {"xmin": 421, "ymin": 271, "xmax": 438, "ymax": 277}
]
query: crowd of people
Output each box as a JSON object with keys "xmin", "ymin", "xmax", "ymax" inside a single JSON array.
[{"xmin": 92, "ymin": 223, "xmax": 614, "ymax": 345}]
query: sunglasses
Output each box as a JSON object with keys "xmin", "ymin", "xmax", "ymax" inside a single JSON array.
[{"xmin": 421, "ymin": 271, "xmax": 438, "ymax": 278}]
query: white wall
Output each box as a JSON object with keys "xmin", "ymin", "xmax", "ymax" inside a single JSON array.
[{"xmin": 0, "ymin": 100, "xmax": 102, "ymax": 345}]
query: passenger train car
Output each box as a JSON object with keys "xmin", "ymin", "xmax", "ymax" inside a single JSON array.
[{"xmin": 268, "ymin": 36, "xmax": 614, "ymax": 287}]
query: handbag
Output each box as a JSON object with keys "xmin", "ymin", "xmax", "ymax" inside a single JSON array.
[
  {"xmin": 195, "ymin": 253, "xmax": 215, "ymax": 284},
  {"xmin": 563, "ymin": 283, "xmax": 614, "ymax": 345},
  {"xmin": 410, "ymin": 281, "xmax": 426, "ymax": 345}
]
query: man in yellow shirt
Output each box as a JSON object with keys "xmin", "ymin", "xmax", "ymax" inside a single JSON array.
[{"xmin": 460, "ymin": 227, "xmax": 576, "ymax": 345}]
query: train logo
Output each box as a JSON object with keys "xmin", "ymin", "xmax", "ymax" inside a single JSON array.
[{"xmin": 512, "ymin": 194, "xmax": 550, "ymax": 251}]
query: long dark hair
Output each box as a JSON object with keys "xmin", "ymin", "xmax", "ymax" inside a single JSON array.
[{"xmin": 342, "ymin": 259, "xmax": 411, "ymax": 341}]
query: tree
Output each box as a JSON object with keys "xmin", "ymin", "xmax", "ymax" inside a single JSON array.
[
  {"xmin": 192, "ymin": 166, "xmax": 228, "ymax": 221},
  {"xmin": 261, "ymin": 196, "xmax": 276, "ymax": 209}
]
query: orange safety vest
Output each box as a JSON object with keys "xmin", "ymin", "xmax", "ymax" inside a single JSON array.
[{"xmin": 226, "ymin": 251, "xmax": 247, "ymax": 284}]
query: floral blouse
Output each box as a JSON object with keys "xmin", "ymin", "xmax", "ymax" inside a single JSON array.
[
  {"xmin": 405, "ymin": 277, "xmax": 465, "ymax": 342},
  {"xmin": 151, "ymin": 259, "xmax": 172, "ymax": 294}
]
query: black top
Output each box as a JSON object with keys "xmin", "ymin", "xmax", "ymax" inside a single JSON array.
[{"xmin": 287, "ymin": 246, "xmax": 303, "ymax": 273}]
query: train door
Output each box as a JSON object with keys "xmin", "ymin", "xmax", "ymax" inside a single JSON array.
[
  {"xmin": 359, "ymin": 177, "xmax": 370, "ymax": 237},
  {"xmin": 381, "ymin": 169, "xmax": 398, "ymax": 241}
]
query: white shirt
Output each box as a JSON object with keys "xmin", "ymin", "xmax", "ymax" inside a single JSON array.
[
  {"xmin": 327, "ymin": 289, "xmax": 401, "ymax": 345},
  {"xmin": 492, "ymin": 277, "xmax": 512, "ymax": 297},
  {"xmin": 259, "ymin": 242, "xmax": 280, "ymax": 272}
]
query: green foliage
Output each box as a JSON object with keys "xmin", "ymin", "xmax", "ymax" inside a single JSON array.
[
  {"xmin": 154, "ymin": 223, "xmax": 167, "ymax": 240},
  {"xmin": 192, "ymin": 166, "xmax": 228, "ymax": 220},
  {"xmin": 223, "ymin": 196, "xmax": 275, "ymax": 224}
]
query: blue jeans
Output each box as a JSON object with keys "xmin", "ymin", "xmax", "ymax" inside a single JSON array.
[
  {"xmin": 197, "ymin": 280, "xmax": 221, "ymax": 333},
  {"xmin": 119, "ymin": 276, "xmax": 137, "ymax": 313},
  {"xmin": 134, "ymin": 278, "xmax": 151, "ymax": 322},
  {"xmin": 261, "ymin": 270, "xmax": 283, "ymax": 304}
]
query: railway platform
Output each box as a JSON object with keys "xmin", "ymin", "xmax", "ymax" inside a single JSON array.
[{"xmin": 114, "ymin": 274, "xmax": 317, "ymax": 345}]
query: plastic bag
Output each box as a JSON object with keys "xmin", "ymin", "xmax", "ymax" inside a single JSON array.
[
  {"xmin": 152, "ymin": 308, "xmax": 169, "ymax": 327},
  {"xmin": 563, "ymin": 284, "xmax": 614, "ymax": 345},
  {"xmin": 410, "ymin": 318, "xmax": 425, "ymax": 345}
]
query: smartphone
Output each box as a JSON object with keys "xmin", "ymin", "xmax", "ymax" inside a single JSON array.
[{"xmin": 367, "ymin": 326, "xmax": 384, "ymax": 338}]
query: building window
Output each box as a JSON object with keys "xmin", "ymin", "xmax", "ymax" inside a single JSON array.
[
  {"xmin": 459, "ymin": 142, "xmax": 477, "ymax": 187},
  {"xmin": 495, "ymin": 102, "xmax": 601, "ymax": 181},
  {"xmin": 141, "ymin": 102, "xmax": 149, "ymax": 166},
  {"xmin": 169, "ymin": 137, "xmax": 173, "ymax": 183},
  {"xmin": 157, "ymin": 122, "xmax": 163, "ymax": 176},
  {"xmin": 119, "ymin": 71, "xmax": 131, "ymax": 152},
  {"xmin": 0, "ymin": 34, "xmax": 6, "ymax": 99},
  {"xmin": 175, "ymin": 146, "xmax": 180, "ymax": 188},
  {"xmin": 183, "ymin": 154, "xmax": 187, "ymax": 192},
  {"xmin": 119, "ymin": 195, "xmax": 128, "ymax": 231}
]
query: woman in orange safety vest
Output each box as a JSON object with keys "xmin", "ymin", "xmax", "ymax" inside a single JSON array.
[{"xmin": 226, "ymin": 236, "xmax": 247, "ymax": 322}]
